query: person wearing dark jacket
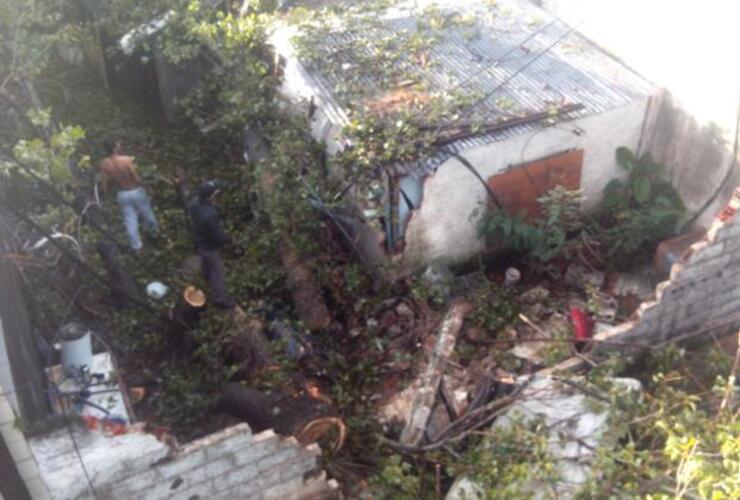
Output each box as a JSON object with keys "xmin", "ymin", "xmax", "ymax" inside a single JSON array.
[{"xmin": 190, "ymin": 180, "xmax": 235, "ymax": 309}]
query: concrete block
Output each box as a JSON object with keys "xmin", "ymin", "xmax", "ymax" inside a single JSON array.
[
  {"xmin": 176, "ymin": 423, "xmax": 252, "ymax": 457},
  {"xmin": 232, "ymin": 435, "xmax": 281, "ymax": 468},
  {"xmin": 111, "ymin": 469, "xmax": 163, "ymax": 498},
  {"xmin": 676, "ymin": 255, "xmax": 731, "ymax": 283},
  {"xmin": 688, "ymin": 240, "xmax": 725, "ymax": 264},
  {"xmin": 718, "ymin": 222, "xmax": 740, "ymax": 242},
  {"xmin": 263, "ymin": 475, "xmax": 306, "ymax": 499},
  {"xmin": 203, "ymin": 433, "xmax": 253, "ymax": 461},
  {"xmin": 178, "ymin": 456, "xmax": 237, "ymax": 489},
  {"xmin": 212, "ymin": 463, "xmax": 259, "ymax": 491},
  {"xmin": 255, "ymin": 446, "xmax": 299, "ymax": 473},
  {"xmin": 156, "ymin": 448, "xmax": 209, "ymax": 479}
]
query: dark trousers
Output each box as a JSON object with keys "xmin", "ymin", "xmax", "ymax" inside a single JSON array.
[{"xmin": 197, "ymin": 249, "xmax": 232, "ymax": 306}]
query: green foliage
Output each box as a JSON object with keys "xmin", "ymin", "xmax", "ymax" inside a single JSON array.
[
  {"xmin": 368, "ymin": 455, "xmax": 423, "ymax": 499},
  {"xmin": 8, "ymin": 109, "xmax": 89, "ymax": 183},
  {"xmin": 470, "ymin": 281, "xmax": 520, "ymax": 333},
  {"xmin": 578, "ymin": 345, "xmax": 740, "ymax": 499},
  {"xmin": 453, "ymin": 416, "xmax": 558, "ymax": 499},
  {"xmin": 594, "ymin": 147, "xmax": 685, "ymax": 268},
  {"xmin": 479, "ymin": 185, "xmax": 584, "ymax": 262}
]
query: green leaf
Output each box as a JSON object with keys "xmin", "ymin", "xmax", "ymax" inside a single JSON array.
[
  {"xmin": 633, "ymin": 176, "xmax": 651, "ymax": 204},
  {"xmin": 616, "ymin": 146, "xmax": 636, "ymax": 172}
]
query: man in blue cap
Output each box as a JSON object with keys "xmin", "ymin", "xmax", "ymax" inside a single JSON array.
[{"xmin": 190, "ymin": 179, "xmax": 235, "ymax": 309}]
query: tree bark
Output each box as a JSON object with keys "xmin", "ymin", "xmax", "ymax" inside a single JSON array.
[{"xmin": 96, "ymin": 240, "xmax": 142, "ymax": 305}]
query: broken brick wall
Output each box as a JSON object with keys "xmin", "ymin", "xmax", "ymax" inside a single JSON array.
[
  {"xmin": 590, "ymin": 189, "xmax": 740, "ymax": 356},
  {"xmin": 31, "ymin": 422, "xmax": 337, "ymax": 500}
]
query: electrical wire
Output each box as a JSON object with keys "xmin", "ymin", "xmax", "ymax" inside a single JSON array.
[{"xmin": 0, "ymin": 199, "xmax": 173, "ymax": 325}]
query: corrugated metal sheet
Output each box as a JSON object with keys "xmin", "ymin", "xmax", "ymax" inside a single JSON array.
[{"xmin": 287, "ymin": 0, "xmax": 655, "ymax": 175}]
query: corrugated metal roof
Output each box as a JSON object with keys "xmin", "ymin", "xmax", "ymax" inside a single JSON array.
[{"xmin": 286, "ymin": 0, "xmax": 655, "ymax": 175}]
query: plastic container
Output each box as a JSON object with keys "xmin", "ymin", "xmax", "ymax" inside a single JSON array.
[{"xmin": 58, "ymin": 323, "xmax": 93, "ymax": 374}]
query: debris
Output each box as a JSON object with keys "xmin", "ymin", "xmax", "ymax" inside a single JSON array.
[
  {"xmin": 564, "ymin": 262, "xmax": 604, "ymax": 290},
  {"xmin": 520, "ymin": 286, "xmax": 550, "ymax": 304},
  {"xmin": 399, "ymin": 300, "xmax": 472, "ymax": 446},
  {"xmin": 268, "ymin": 319, "xmax": 310, "ymax": 360},
  {"xmin": 145, "ymin": 281, "xmax": 168, "ymax": 299},
  {"xmin": 395, "ymin": 301, "xmax": 415, "ymax": 321},
  {"xmin": 296, "ymin": 416, "xmax": 347, "ymax": 452},
  {"xmin": 570, "ymin": 307, "xmax": 594, "ymax": 347},
  {"xmin": 504, "ymin": 267, "xmax": 521, "ymax": 287},
  {"xmin": 421, "ymin": 262, "xmax": 455, "ymax": 300},
  {"xmin": 653, "ymin": 229, "xmax": 705, "ymax": 277},
  {"xmin": 446, "ymin": 376, "xmax": 642, "ymax": 500},
  {"xmin": 604, "ymin": 268, "xmax": 655, "ymax": 317}
]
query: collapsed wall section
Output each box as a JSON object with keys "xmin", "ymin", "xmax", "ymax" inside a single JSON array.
[
  {"xmin": 32, "ymin": 422, "xmax": 338, "ymax": 500},
  {"xmin": 590, "ymin": 188, "xmax": 740, "ymax": 356}
]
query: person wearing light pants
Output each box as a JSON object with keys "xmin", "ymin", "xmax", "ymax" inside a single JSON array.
[{"xmin": 99, "ymin": 138, "xmax": 158, "ymax": 251}]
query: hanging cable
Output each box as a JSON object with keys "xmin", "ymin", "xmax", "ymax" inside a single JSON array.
[
  {"xmin": 0, "ymin": 200, "xmax": 174, "ymax": 325},
  {"xmin": 0, "ymin": 147, "xmax": 184, "ymax": 290}
]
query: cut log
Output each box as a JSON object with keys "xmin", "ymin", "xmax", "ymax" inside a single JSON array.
[
  {"xmin": 280, "ymin": 237, "xmax": 331, "ymax": 331},
  {"xmin": 399, "ymin": 300, "xmax": 472, "ymax": 446},
  {"xmin": 245, "ymin": 122, "xmax": 332, "ymax": 331},
  {"xmin": 216, "ymin": 383, "xmax": 335, "ymax": 436}
]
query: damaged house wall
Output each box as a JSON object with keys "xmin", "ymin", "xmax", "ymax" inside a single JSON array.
[
  {"xmin": 398, "ymin": 98, "xmax": 649, "ymax": 269},
  {"xmin": 556, "ymin": 189, "xmax": 740, "ymax": 366},
  {"xmin": 271, "ymin": 0, "xmax": 659, "ymax": 275}
]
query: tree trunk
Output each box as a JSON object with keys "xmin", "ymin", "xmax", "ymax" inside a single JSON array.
[{"xmin": 96, "ymin": 240, "xmax": 142, "ymax": 305}]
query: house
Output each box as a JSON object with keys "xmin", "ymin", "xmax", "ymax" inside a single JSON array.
[{"xmin": 272, "ymin": 0, "xmax": 666, "ymax": 273}]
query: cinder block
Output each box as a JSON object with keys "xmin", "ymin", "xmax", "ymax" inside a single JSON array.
[
  {"xmin": 110, "ymin": 469, "xmax": 163, "ymax": 498},
  {"xmin": 718, "ymin": 222, "xmax": 740, "ymax": 242},
  {"xmin": 211, "ymin": 463, "xmax": 259, "ymax": 493},
  {"xmin": 176, "ymin": 423, "xmax": 252, "ymax": 457},
  {"xmin": 255, "ymin": 447, "xmax": 302, "ymax": 473},
  {"xmin": 233, "ymin": 435, "xmax": 281, "ymax": 468},
  {"xmin": 263, "ymin": 475, "xmax": 306, "ymax": 499},
  {"xmin": 688, "ymin": 240, "xmax": 725, "ymax": 264},
  {"xmin": 156, "ymin": 448, "xmax": 209, "ymax": 479},
  {"xmin": 178, "ymin": 456, "xmax": 237, "ymax": 489},
  {"xmin": 203, "ymin": 433, "xmax": 253, "ymax": 461},
  {"xmin": 674, "ymin": 255, "xmax": 731, "ymax": 284}
]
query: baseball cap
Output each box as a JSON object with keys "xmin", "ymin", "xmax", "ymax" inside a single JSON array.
[{"xmin": 198, "ymin": 179, "xmax": 225, "ymax": 200}]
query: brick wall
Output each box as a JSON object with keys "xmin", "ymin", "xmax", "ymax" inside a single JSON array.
[
  {"xmin": 590, "ymin": 188, "xmax": 740, "ymax": 356},
  {"xmin": 31, "ymin": 422, "xmax": 338, "ymax": 500},
  {"xmin": 98, "ymin": 423, "xmax": 336, "ymax": 500}
]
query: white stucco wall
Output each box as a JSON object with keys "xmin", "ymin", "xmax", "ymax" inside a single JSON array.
[{"xmin": 398, "ymin": 98, "xmax": 650, "ymax": 268}]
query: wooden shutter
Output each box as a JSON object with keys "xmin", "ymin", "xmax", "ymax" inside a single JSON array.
[{"xmin": 487, "ymin": 149, "xmax": 584, "ymax": 219}]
